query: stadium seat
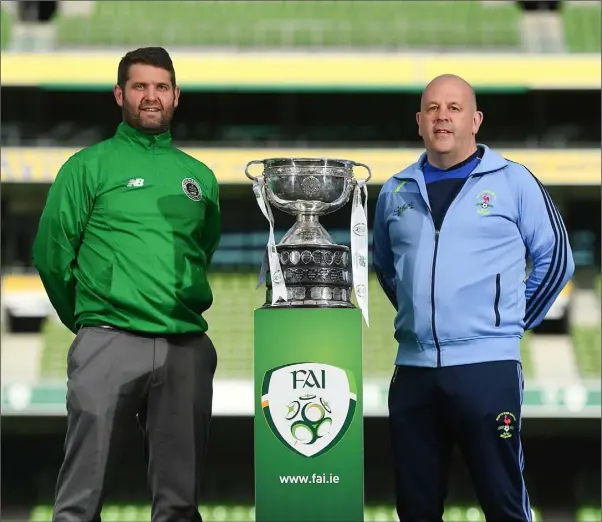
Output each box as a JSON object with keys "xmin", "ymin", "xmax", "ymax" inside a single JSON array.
[
  {"xmin": 0, "ymin": 8, "xmax": 11, "ymax": 50},
  {"xmin": 2, "ymin": 2, "xmax": 599, "ymax": 55},
  {"xmin": 573, "ymin": 326, "xmax": 602, "ymax": 379},
  {"xmin": 562, "ymin": 1, "xmax": 601, "ymax": 53},
  {"xmin": 39, "ymin": 317, "xmax": 75, "ymax": 378},
  {"xmin": 577, "ymin": 506, "xmax": 602, "ymax": 522},
  {"xmin": 52, "ymin": 1, "xmax": 522, "ymax": 51},
  {"xmin": 30, "ymin": 504, "xmax": 545, "ymax": 521},
  {"xmin": 572, "ymin": 275, "xmax": 602, "ymax": 379}
]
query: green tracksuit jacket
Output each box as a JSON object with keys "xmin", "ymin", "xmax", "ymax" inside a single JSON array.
[{"xmin": 32, "ymin": 122, "xmax": 221, "ymax": 335}]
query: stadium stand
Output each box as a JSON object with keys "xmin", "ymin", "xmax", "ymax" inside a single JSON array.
[
  {"xmin": 29, "ymin": 503, "xmax": 546, "ymax": 522},
  {"xmin": 53, "ymin": 1, "xmax": 524, "ymax": 50},
  {"xmin": 34, "ymin": 274, "xmax": 602, "ymax": 382},
  {"xmin": 0, "ymin": 1, "xmax": 600, "ymax": 53},
  {"xmin": 30, "ymin": 271, "xmax": 551, "ymax": 382}
]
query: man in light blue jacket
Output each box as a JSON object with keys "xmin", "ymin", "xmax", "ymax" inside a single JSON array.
[{"xmin": 373, "ymin": 74, "xmax": 574, "ymax": 522}]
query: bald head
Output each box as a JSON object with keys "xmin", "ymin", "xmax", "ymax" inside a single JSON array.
[
  {"xmin": 421, "ymin": 74, "xmax": 477, "ymax": 111},
  {"xmin": 416, "ymin": 73, "xmax": 483, "ymax": 169}
]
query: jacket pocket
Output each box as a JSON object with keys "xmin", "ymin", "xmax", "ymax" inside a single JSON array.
[{"xmin": 494, "ymin": 273, "xmax": 501, "ymax": 327}]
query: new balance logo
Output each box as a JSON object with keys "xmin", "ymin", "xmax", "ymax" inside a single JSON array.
[{"xmin": 127, "ymin": 178, "xmax": 145, "ymax": 188}]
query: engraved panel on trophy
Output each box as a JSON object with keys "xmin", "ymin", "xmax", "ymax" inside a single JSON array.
[
  {"xmin": 301, "ymin": 175, "xmax": 321, "ymax": 199},
  {"xmin": 289, "ymin": 250, "xmax": 301, "ymax": 265}
]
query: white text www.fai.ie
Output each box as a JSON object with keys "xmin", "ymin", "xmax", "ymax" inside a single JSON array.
[{"xmin": 279, "ymin": 473, "xmax": 340, "ymax": 484}]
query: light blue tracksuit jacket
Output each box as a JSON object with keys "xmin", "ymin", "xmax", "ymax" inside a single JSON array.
[{"xmin": 373, "ymin": 144, "xmax": 575, "ymax": 368}]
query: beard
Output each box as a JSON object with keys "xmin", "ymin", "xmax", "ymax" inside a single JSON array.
[{"xmin": 122, "ymin": 96, "xmax": 175, "ymax": 135}]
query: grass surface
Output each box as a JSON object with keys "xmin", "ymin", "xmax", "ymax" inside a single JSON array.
[{"xmin": 54, "ymin": 1, "xmax": 522, "ymax": 50}]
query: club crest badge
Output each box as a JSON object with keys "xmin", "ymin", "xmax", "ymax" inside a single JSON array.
[
  {"xmin": 261, "ymin": 362, "xmax": 357, "ymax": 458},
  {"xmin": 476, "ymin": 190, "xmax": 497, "ymax": 215},
  {"xmin": 182, "ymin": 178, "xmax": 202, "ymax": 201},
  {"xmin": 496, "ymin": 411, "xmax": 517, "ymax": 439}
]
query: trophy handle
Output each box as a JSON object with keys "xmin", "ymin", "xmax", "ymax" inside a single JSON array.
[
  {"xmin": 351, "ymin": 161, "xmax": 372, "ymax": 184},
  {"xmin": 245, "ymin": 159, "xmax": 265, "ymax": 182}
]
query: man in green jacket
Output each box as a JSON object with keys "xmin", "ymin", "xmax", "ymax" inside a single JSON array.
[{"xmin": 32, "ymin": 47, "xmax": 221, "ymax": 522}]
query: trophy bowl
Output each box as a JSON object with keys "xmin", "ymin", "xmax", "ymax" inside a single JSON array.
[
  {"xmin": 259, "ymin": 158, "xmax": 355, "ymax": 216},
  {"xmin": 246, "ymin": 157, "xmax": 371, "ymax": 309}
]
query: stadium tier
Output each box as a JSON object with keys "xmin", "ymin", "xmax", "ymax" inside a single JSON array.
[
  {"xmin": 34, "ymin": 273, "xmax": 536, "ymax": 381},
  {"xmin": 53, "ymin": 1, "xmax": 523, "ymax": 50},
  {"xmin": 2, "ymin": 147, "xmax": 601, "ymax": 185},
  {"xmin": 24, "ymin": 504, "xmax": 602, "ymax": 522},
  {"xmin": 1, "ymin": 1, "xmax": 601, "ymax": 52},
  {"xmin": 3, "ymin": 271, "xmax": 602, "ymax": 384}
]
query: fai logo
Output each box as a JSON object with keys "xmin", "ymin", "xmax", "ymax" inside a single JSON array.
[
  {"xmin": 496, "ymin": 411, "xmax": 516, "ymax": 439},
  {"xmin": 261, "ymin": 362, "xmax": 357, "ymax": 458},
  {"xmin": 476, "ymin": 190, "xmax": 497, "ymax": 215},
  {"xmin": 182, "ymin": 178, "xmax": 202, "ymax": 201},
  {"xmin": 353, "ymin": 223, "xmax": 367, "ymax": 236}
]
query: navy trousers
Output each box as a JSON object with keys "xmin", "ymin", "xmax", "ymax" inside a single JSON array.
[{"xmin": 388, "ymin": 360, "xmax": 532, "ymax": 522}]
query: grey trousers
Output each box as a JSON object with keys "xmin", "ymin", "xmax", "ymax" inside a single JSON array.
[{"xmin": 52, "ymin": 326, "xmax": 218, "ymax": 522}]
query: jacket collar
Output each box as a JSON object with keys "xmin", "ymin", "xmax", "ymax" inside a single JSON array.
[
  {"xmin": 114, "ymin": 121, "xmax": 173, "ymax": 150},
  {"xmin": 394, "ymin": 144, "xmax": 508, "ymax": 182}
]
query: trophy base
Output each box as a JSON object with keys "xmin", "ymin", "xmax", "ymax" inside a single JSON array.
[{"xmin": 264, "ymin": 243, "xmax": 354, "ymax": 309}]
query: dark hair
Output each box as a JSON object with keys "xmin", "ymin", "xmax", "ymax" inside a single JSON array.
[{"xmin": 117, "ymin": 47, "xmax": 176, "ymax": 89}]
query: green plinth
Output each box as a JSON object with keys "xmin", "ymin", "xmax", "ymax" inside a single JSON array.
[{"xmin": 254, "ymin": 307, "xmax": 365, "ymax": 522}]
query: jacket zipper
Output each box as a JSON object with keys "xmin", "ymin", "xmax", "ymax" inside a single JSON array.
[
  {"xmin": 430, "ymin": 227, "xmax": 441, "ymax": 366},
  {"xmin": 152, "ymin": 141, "xmax": 159, "ymax": 186},
  {"xmin": 494, "ymin": 273, "xmax": 501, "ymax": 327}
]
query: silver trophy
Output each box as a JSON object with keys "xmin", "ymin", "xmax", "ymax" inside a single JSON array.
[{"xmin": 245, "ymin": 158, "xmax": 371, "ymax": 322}]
